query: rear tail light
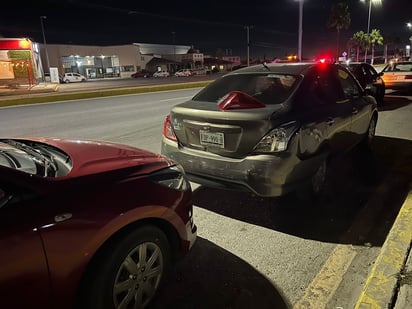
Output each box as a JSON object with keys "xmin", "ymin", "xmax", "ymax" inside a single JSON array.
[
  {"xmin": 163, "ymin": 114, "xmax": 177, "ymax": 141},
  {"xmin": 404, "ymin": 75, "xmax": 412, "ymax": 80},
  {"xmin": 253, "ymin": 121, "xmax": 299, "ymax": 153}
]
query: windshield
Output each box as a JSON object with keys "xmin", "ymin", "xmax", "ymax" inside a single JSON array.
[
  {"xmin": 0, "ymin": 139, "xmax": 72, "ymax": 177},
  {"xmin": 193, "ymin": 73, "xmax": 299, "ymax": 105}
]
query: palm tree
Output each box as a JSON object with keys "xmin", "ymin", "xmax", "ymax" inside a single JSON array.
[
  {"xmin": 382, "ymin": 34, "xmax": 401, "ymax": 63},
  {"xmin": 327, "ymin": 1, "xmax": 351, "ymax": 61},
  {"xmin": 351, "ymin": 31, "xmax": 368, "ymax": 61},
  {"xmin": 369, "ymin": 29, "xmax": 383, "ymax": 64}
]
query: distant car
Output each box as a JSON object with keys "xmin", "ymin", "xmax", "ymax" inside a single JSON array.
[
  {"xmin": 381, "ymin": 61, "xmax": 412, "ymax": 90},
  {"xmin": 175, "ymin": 69, "xmax": 192, "ymax": 77},
  {"xmin": 345, "ymin": 62, "xmax": 385, "ymax": 105},
  {"xmin": 0, "ymin": 137, "xmax": 196, "ymax": 309},
  {"xmin": 153, "ymin": 71, "xmax": 170, "ymax": 78},
  {"xmin": 131, "ymin": 70, "xmax": 151, "ymax": 78},
  {"xmin": 161, "ymin": 62, "xmax": 378, "ymax": 198},
  {"xmin": 62, "ymin": 72, "xmax": 87, "ymax": 83}
]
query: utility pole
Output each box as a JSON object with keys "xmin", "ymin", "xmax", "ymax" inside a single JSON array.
[
  {"xmin": 40, "ymin": 16, "xmax": 51, "ymax": 77},
  {"xmin": 172, "ymin": 31, "xmax": 176, "ymax": 73},
  {"xmin": 298, "ymin": 0, "xmax": 304, "ymax": 62},
  {"xmin": 244, "ymin": 25, "xmax": 253, "ymax": 66}
]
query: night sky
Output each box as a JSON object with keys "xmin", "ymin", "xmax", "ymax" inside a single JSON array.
[{"xmin": 1, "ymin": 0, "xmax": 411, "ymax": 60}]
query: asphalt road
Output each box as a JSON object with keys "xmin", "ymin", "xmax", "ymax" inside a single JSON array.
[{"xmin": 0, "ymin": 87, "xmax": 411, "ymax": 308}]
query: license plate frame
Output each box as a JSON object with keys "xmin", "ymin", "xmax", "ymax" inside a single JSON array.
[{"xmin": 199, "ymin": 130, "xmax": 225, "ymax": 148}]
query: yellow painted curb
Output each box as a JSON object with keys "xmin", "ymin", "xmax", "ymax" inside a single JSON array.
[{"xmin": 355, "ymin": 188, "xmax": 412, "ymax": 309}]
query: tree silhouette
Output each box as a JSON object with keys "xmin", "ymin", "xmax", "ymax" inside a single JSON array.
[
  {"xmin": 369, "ymin": 29, "xmax": 383, "ymax": 64},
  {"xmin": 327, "ymin": 1, "xmax": 351, "ymax": 61},
  {"xmin": 382, "ymin": 34, "xmax": 400, "ymax": 63},
  {"xmin": 350, "ymin": 31, "xmax": 369, "ymax": 61}
]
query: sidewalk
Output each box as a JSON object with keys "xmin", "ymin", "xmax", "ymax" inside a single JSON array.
[
  {"xmin": 355, "ymin": 188, "xmax": 412, "ymax": 309},
  {"xmin": 0, "ymin": 82, "xmax": 59, "ymax": 97}
]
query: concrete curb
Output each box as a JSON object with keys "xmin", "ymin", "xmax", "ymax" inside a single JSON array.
[{"xmin": 354, "ymin": 187, "xmax": 412, "ymax": 309}]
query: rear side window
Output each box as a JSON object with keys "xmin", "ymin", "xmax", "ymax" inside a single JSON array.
[
  {"xmin": 192, "ymin": 74, "xmax": 299, "ymax": 105},
  {"xmin": 294, "ymin": 66, "xmax": 344, "ymax": 108},
  {"xmin": 337, "ymin": 68, "xmax": 360, "ymax": 98}
]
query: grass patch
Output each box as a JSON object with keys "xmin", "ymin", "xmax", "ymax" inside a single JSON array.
[{"xmin": 0, "ymin": 81, "xmax": 212, "ymax": 107}]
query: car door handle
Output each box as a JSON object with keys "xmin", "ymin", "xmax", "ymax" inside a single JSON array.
[
  {"xmin": 326, "ymin": 118, "xmax": 334, "ymax": 125},
  {"xmin": 54, "ymin": 213, "xmax": 73, "ymax": 222}
]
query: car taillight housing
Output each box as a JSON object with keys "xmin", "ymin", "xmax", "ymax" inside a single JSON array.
[
  {"xmin": 163, "ymin": 114, "xmax": 177, "ymax": 141},
  {"xmin": 253, "ymin": 121, "xmax": 298, "ymax": 153}
]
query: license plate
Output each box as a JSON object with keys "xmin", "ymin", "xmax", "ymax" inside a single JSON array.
[{"xmin": 199, "ymin": 130, "xmax": 224, "ymax": 148}]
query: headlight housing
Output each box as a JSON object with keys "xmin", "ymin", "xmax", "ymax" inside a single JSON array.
[
  {"xmin": 253, "ymin": 121, "xmax": 298, "ymax": 153},
  {"xmin": 149, "ymin": 164, "xmax": 190, "ymax": 191}
]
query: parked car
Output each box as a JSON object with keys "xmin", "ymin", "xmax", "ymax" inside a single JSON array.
[
  {"xmin": 62, "ymin": 72, "xmax": 87, "ymax": 83},
  {"xmin": 0, "ymin": 137, "xmax": 196, "ymax": 309},
  {"xmin": 381, "ymin": 61, "xmax": 412, "ymax": 90},
  {"xmin": 153, "ymin": 71, "xmax": 170, "ymax": 78},
  {"xmin": 175, "ymin": 69, "xmax": 192, "ymax": 77},
  {"xmin": 131, "ymin": 70, "xmax": 151, "ymax": 78},
  {"xmin": 161, "ymin": 62, "xmax": 378, "ymax": 198},
  {"xmin": 345, "ymin": 62, "xmax": 385, "ymax": 105}
]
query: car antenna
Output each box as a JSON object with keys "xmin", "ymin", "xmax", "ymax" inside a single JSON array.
[{"xmin": 262, "ymin": 62, "xmax": 270, "ymax": 71}]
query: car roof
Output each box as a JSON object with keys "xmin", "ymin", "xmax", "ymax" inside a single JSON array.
[
  {"xmin": 391, "ymin": 61, "xmax": 412, "ymax": 65},
  {"xmin": 347, "ymin": 62, "xmax": 369, "ymax": 66},
  {"xmin": 227, "ymin": 62, "xmax": 328, "ymax": 75}
]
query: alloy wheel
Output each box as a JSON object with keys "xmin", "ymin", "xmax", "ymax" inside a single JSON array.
[{"xmin": 112, "ymin": 242, "xmax": 163, "ymax": 308}]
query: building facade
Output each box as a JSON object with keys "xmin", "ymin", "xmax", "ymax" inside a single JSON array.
[{"xmin": 0, "ymin": 38, "xmax": 43, "ymax": 87}]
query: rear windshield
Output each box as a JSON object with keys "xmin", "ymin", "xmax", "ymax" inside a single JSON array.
[{"xmin": 193, "ymin": 73, "xmax": 299, "ymax": 105}]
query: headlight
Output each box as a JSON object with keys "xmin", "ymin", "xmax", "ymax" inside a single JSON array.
[
  {"xmin": 253, "ymin": 121, "xmax": 298, "ymax": 153},
  {"xmin": 149, "ymin": 165, "xmax": 190, "ymax": 191}
]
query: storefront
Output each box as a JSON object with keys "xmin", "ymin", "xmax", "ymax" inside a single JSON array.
[{"xmin": 0, "ymin": 38, "xmax": 42, "ymax": 87}]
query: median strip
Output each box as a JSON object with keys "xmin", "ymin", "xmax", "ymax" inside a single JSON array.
[{"xmin": 0, "ymin": 81, "xmax": 212, "ymax": 108}]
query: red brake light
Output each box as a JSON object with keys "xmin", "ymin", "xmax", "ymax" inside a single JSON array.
[
  {"xmin": 163, "ymin": 114, "xmax": 177, "ymax": 141},
  {"xmin": 217, "ymin": 91, "xmax": 266, "ymax": 110}
]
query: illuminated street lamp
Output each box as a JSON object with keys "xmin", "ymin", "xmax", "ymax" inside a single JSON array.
[
  {"xmin": 407, "ymin": 22, "xmax": 412, "ymax": 30},
  {"xmin": 360, "ymin": 0, "xmax": 382, "ymax": 35},
  {"xmin": 40, "ymin": 16, "xmax": 51, "ymax": 77}
]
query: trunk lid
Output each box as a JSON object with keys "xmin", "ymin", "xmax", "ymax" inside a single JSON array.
[{"xmin": 170, "ymin": 99, "xmax": 285, "ymax": 158}]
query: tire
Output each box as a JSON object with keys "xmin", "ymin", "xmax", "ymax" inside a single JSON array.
[
  {"xmin": 295, "ymin": 157, "xmax": 329, "ymax": 201},
  {"xmin": 64, "ymin": 79, "xmax": 70, "ymax": 83},
  {"xmin": 376, "ymin": 86, "xmax": 385, "ymax": 105},
  {"xmin": 81, "ymin": 225, "xmax": 171, "ymax": 309},
  {"xmin": 363, "ymin": 116, "xmax": 377, "ymax": 149},
  {"xmin": 311, "ymin": 159, "xmax": 328, "ymax": 196}
]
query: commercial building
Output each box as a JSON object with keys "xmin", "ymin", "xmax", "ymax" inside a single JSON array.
[
  {"xmin": 0, "ymin": 38, "xmax": 43, "ymax": 87},
  {"xmin": 1, "ymin": 38, "xmax": 238, "ymax": 85}
]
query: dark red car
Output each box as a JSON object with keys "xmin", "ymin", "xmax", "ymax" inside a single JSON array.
[
  {"xmin": 131, "ymin": 70, "xmax": 151, "ymax": 78},
  {"xmin": 0, "ymin": 137, "xmax": 196, "ymax": 309}
]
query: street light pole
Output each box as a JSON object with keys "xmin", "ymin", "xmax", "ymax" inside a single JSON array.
[
  {"xmin": 171, "ymin": 31, "xmax": 176, "ymax": 73},
  {"xmin": 244, "ymin": 25, "xmax": 253, "ymax": 66},
  {"xmin": 40, "ymin": 16, "xmax": 51, "ymax": 77},
  {"xmin": 361, "ymin": 0, "xmax": 382, "ymax": 34},
  {"xmin": 366, "ymin": 0, "xmax": 372, "ymax": 34},
  {"xmin": 360, "ymin": 0, "xmax": 382, "ymax": 62},
  {"xmin": 298, "ymin": 0, "xmax": 304, "ymax": 62}
]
